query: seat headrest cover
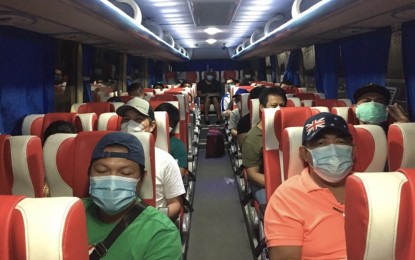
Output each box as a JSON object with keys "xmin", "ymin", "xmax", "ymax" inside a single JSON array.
[
  {"xmin": 303, "ymin": 112, "xmax": 351, "ymax": 144},
  {"xmin": 91, "ymin": 132, "xmax": 145, "ymax": 167}
]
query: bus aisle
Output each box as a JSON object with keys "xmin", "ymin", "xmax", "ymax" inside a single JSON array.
[{"xmin": 186, "ymin": 124, "xmax": 253, "ymax": 260}]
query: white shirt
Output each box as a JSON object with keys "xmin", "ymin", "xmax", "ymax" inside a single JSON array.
[{"xmin": 154, "ymin": 147, "xmax": 185, "ymax": 208}]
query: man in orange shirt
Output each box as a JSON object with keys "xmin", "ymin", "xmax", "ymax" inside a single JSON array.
[{"xmin": 264, "ymin": 112, "xmax": 354, "ymax": 260}]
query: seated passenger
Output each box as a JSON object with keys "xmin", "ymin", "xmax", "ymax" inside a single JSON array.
[
  {"xmin": 153, "ymin": 82, "xmax": 165, "ymax": 90},
  {"xmin": 221, "ymin": 78, "xmax": 234, "ymax": 119},
  {"xmin": 242, "ymin": 87, "xmax": 287, "ymax": 204},
  {"xmin": 154, "ymin": 103, "xmax": 188, "ymax": 176},
  {"xmin": 264, "ymin": 112, "xmax": 354, "ymax": 259},
  {"xmin": 240, "ymin": 68, "xmax": 255, "ymax": 86},
  {"xmin": 236, "ymin": 86, "xmax": 265, "ymax": 148},
  {"xmin": 128, "ymin": 83, "xmax": 145, "ymax": 98},
  {"xmin": 84, "ymin": 132, "xmax": 182, "ymax": 259},
  {"xmin": 354, "ymin": 83, "xmax": 409, "ymax": 132},
  {"xmin": 228, "ymin": 88, "xmax": 249, "ymax": 139},
  {"xmin": 43, "ymin": 120, "xmax": 77, "ymax": 144},
  {"xmin": 116, "ymin": 97, "xmax": 185, "ymax": 220},
  {"xmin": 197, "ymin": 71, "xmax": 222, "ymax": 125},
  {"xmin": 279, "ymin": 79, "xmax": 294, "ymax": 90}
]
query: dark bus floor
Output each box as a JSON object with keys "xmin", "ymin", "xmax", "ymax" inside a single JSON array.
[{"xmin": 186, "ymin": 126, "xmax": 253, "ymax": 260}]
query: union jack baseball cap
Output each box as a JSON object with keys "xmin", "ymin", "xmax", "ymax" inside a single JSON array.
[{"xmin": 302, "ymin": 112, "xmax": 351, "ymax": 145}]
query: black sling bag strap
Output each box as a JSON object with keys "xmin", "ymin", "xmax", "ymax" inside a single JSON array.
[{"xmin": 90, "ymin": 201, "xmax": 148, "ymax": 260}]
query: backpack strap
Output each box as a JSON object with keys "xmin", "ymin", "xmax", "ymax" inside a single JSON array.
[{"xmin": 90, "ymin": 201, "xmax": 148, "ymax": 260}]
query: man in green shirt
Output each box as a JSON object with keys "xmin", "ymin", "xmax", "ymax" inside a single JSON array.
[{"xmin": 83, "ymin": 132, "xmax": 182, "ymax": 259}]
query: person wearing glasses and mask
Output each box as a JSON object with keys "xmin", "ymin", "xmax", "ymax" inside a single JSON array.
[
  {"xmin": 84, "ymin": 132, "xmax": 182, "ymax": 259},
  {"xmin": 264, "ymin": 112, "xmax": 354, "ymax": 260},
  {"xmin": 116, "ymin": 98, "xmax": 185, "ymax": 221},
  {"xmin": 353, "ymin": 83, "xmax": 409, "ymax": 133}
]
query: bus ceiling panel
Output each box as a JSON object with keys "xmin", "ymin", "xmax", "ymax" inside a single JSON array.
[
  {"xmin": 232, "ymin": 0, "xmax": 415, "ymax": 60},
  {"xmin": 0, "ymin": 0, "xmax": 189, "ymax": 62}
]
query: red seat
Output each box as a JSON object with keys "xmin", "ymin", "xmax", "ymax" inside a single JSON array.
[
  {"xmin": 1, "ymin": 135, "xmax": 45, "ymax": 197},
  {"xmin": 0, "ymin": 195, "xmax": 25, "ymax": 260},
  {"xmin": 262, "ymin": 107, "xmax": 313, "ymax": 201},
  {"xmin": 388, "ymin": 123, "xmax": 415, "ymax": 171},
  {"xmin": 313, "ymin": 99, "xmax": 345, "ymax": 111},
  {"xmin": 294, "ymin": 93, "xmax": 316, "ymax": 100},
  {"xmin": 43, "ymin": 131, "xmax": 156, "ymax": 206},
  {"xmin": 76, "ymin": 102, "xmax": 115, "ymax": 117},
  {"xmin": 221, "ymin": 70, "xmax": 239, "ymax": 82},
  {"xmin": 11, "ymin": 197, "xmax": 89, "ymax": 260},
  {"xmin": 345, "ymin": 168, "xmax": 415, "ymax": 259}
]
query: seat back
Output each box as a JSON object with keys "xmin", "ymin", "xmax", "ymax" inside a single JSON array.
[
  {"xmin": 262, "ymin": 107, "xmax": 313, "ymax": 201},
  {"xmin": 0, "ymin": 195, "xmax": 25, "ymax": 260},
  {"xmin": 286, "ymin": 97, "xmax": 301, "ymax": 107},
  {"xmin": 295, "ymin": 93, "xmax": 316, "ymax": 100},
  {"xmin": 221, "ymin": 70, "xmax": 239, "ymax": 82},
  {"xmin": 1, "ymin": 136, "xmax": 45, "ymax": 197},
  {"xmin": 345, "ymin": 169, "xmax": 415, "ymax": 260},
  {"xmin": 352, "ymin": 125, "xmax": 387, "ymax": 172},
  {"xmin": 76, "ymin": 102, "xmax": 115, "ymax": 117},
  {"xmin": 44, "ymin": 132, "xmax": 156, "ymax": 206},
  {"xmin": 388, "ymin": 123, "xmax": 415, "ymax": 171},
  {"xmin": 41, "ymin": 113, "xmax": 78, "ymax": 140},
  {"xmin": 21, "ymin": 114, "xmax": 44, "ymax": 137},
  {"xmin": 313, "ymin": 99, "xmax": 345, "ymax": 111},
  {"xmin": 331, "ymin": 107, "xmax": 352, "ymax": 124},
  {"xmin": 97, "ymin": 112, "xmax": 121, "ymax": 131},
  {"xmin": 240, "ymin": 93, "xmax": 250, "ymax": 117},
  {"xmin": 250, "ymin": 99, "xmax": 260, "ymax": 128},
  {"xmin": 153, "ymin": 111, "xmax": 170, "ymax": 152},
  {"xmin": 183, "ymin": 71, "xmax": 199, "ymax": 83},
  {"xmin": 11, "ymin": 197, "xmax": 89, "ymax": 260}
]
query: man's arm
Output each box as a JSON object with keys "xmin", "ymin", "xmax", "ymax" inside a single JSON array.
[
  {"xmin": 268, "ymin": 246, "xmax": 301, "ymax": 260},
  {"xmin": 246, "ymin": 165, "xmax": 265, "ymax": 186},
  {"xmin": 166, "ymin": 196, "xmax": 183, "ymax": 220}
]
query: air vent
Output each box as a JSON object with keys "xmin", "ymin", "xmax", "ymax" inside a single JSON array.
[
  {"xmin": 0, "ymin": 12, "xmax": 36, "ymax": 26},
  {"xmin": 192, "ymin": 1, "xmax": 238, "ymax": 26},
  {"xmin": 338, "ymin": 27, "xmax": 376, "ymax": 35},
  {"xmin": 53, "ymin": 33, "xmax": 89, "ymax": 42}
]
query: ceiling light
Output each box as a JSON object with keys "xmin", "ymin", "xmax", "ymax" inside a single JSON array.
[
  {"xmin": 204, "ymin": 27, "xmax": 222, "ymax": 35},
  {"xmin": 206, "ymin": 39, "xmax": 217, "ymax": 44}
]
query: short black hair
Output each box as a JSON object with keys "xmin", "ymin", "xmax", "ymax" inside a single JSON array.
[
  {"xmin": 43, "ymin": 120, "xmax": 77, "ymax": 143},
  {"xmin": 249, "ymin": 86, "xmax": 265, "ymax": 99},
  {"xmin": 259, "ymin": 87, "xmax": 287, "ymax": 107},
  {"xmin": 154, "ymin": 103, "xmax": 180, "ymax": 135},
  {"xmin": 153, "ymin": 82, "xmax": 164, "ymax": 90},
  {"xmin": 128, "ymin": 83, "xmax": 144, "ymax": 94}
]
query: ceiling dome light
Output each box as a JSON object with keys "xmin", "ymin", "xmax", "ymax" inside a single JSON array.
[
  {"xmin": 206, "ymin": 38, "xmax": 217, "ymax": 44},
  {"xmin": 204, "ymin": 27, "xmax": 222, "ymax": 35}
]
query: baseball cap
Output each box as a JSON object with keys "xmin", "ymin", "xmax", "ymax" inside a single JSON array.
[
  {"xmin": 353, "ymin": 83, "xmax": 391, "ymax": 104},
  {"xmin": 302, "ymin": 112, "xmax": 351, "ymax": 145},
  {"xmin": 116, "ymin": 97, "xmax": 155, "ymax": 120},
  {"xmin": 233, "ymin": 88, "xmax": 249, "ymax": 97},
  {"xmin": 91, "ymin": 132, "xmax": 145, "ymax": 167}
]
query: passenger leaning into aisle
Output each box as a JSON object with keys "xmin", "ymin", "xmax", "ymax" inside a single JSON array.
[
  {"xmin": 154, "ymin": 102, "xmax": 188, "ymax": 176},
  {"xmin": 264, "ymin": 112, "xmax": 354, "ymax": 260},
  {"xmin": 353, "ymin": 83, "xmax": 409, "ymax": 133},
  {"xmin": 116, "ymin": 97, "xmax": 185, "ymax": 220},
  {"xmin": 242, "ymin": 87, "xmax": 287, "ymax": 204},
  {"xmin": 228, "ymin": 88, "xmax": 249, "ymax": 139},
  {"xmin": 84, "ymin": 132, "xmax": 182, "ymax": 259}
]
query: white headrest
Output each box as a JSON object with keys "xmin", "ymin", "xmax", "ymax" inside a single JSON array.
[
  {"xmin": 154, "ymin": 111, "xmax": 169, "ymax": 153},
  {"xmin": 284, "ymin": 127, "xmax": 304, "ymax": 179},
  {"xmin": 43, "ymin": 134, "xmax": 77, "ymax": 196},
  {"xmin": 250, "ymin": 99, "xmax": 260, "ymax": 128},
  {"xmin": 22, "ymin": 114, "xmax": 44, "ymax": 135},
  {"xmin": 15, "ymin": 197, "xmax": 81, "ymax": 260},
  {"xmin": 393, "ymin": 123, "xmax": 415, "ymax": 168},
  {"xmin": 263, "ymin": 108, "xmax": 280, "ymax": 150},
  {"xmin": 131, "ymin": 132, "xmax": 154, "ymax": 201},
  {"xmin": 97, "ymin": 112, "xmax": 118, "ymax": 131},
  {"xmin": 352, "ymin": 172, "xmax": 407, "ymax": 259}
]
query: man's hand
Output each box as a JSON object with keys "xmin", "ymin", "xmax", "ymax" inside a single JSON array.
[{"xmin": 387, "ymin": 103, "xmax": 410, "ymax": 123}]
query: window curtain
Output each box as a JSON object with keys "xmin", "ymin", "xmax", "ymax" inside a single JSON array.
[
  {"xmin": 402, "ymin": 20, "xmax": 415, "ymax": 121},
  {"xmin": 148, "ymin": 59, "xmax": 155, "ymax": 86},
  {"xmin": 0, "ymin": 27, "xmax": 55, "ymax": 134},
  {"xmin": 82, "ymin": 45, "xmax": 94, "ymax": 102},
  {"xmin": 257, "ymin": 58, "xmax": 266, "ymax": 81},
  {"xmin": 127, "ymin": 55, "xmax": 134, "ymax": 87},
  {"xmin": 283, "ymin": 49, "xmax": 301, "ymax": 86},
  {"xmin": 315, "ymin": 42, "xmax": 340, "ymax": 98},
  {"xmin": 155, "ymin": 61, "xmax": 164, "ymax": 83},
  {"xmin": 340, "ymin": 28, "xmax": 391, "ymax": 102},
  {"xmin": 270, "ymin": 55, "xmax": 277, "ymax": 83}
]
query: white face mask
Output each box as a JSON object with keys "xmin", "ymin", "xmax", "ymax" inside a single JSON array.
[
  {"xmin": 120, "ymin": 120, "xmax": 145, "ymax": 133},
  {"xmin": 308, "ymin": 144, "xmax": 353, "ymax": 183},
  {"xmin": 206, "ymin": 75, "xmax": 214, "ymax": 81},
  {"xmin": 245, "ymin": 74, "xmax": 251, "ymax": 79}
]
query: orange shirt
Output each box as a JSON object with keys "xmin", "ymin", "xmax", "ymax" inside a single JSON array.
[{"xmin": 264, "ymin": 168, "xmax": 346, "ymax": 259}]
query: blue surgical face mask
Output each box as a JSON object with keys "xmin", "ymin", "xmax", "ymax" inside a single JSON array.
[
  {"xmin": 308, "ymin": 144, "xmax": 353, "ymax": 183},
  {"xmin": 120, "ymin": 120, "xmax": 145, "ymax": 133},
  {"xmin": 356, "ymin": 101, "xmax": 388, "ymax": 124},
  {"xmin": 89, "ymin": 175, "xmax": 139, "ymax": 215},
  {"xmin": 206, "ymin": 75, "xmax": 214, "ymax": 81}
]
